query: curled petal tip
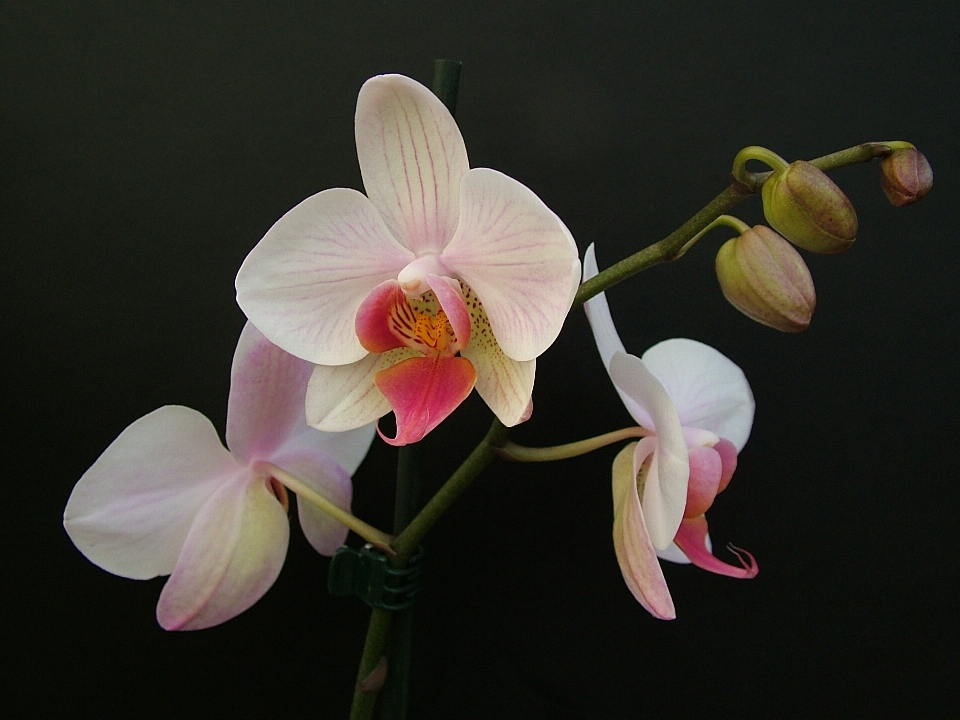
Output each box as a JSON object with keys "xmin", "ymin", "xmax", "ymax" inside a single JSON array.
[
  {"xmin": 726, "ymin": 543, "xmax": 759, "ymax": 579},
  {"xmin": 674, "ymin": 516, "xmax": 758, "ymax": 580}
]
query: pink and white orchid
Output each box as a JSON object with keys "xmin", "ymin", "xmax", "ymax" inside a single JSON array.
[
  {"xmin": 63, "ymin": 322, "xmax": 375, "ymax": 631},
  {"xmin": 235, "ymin": 74, "xmax": 581, "ymax": 445},
  {"xmin": 583, "ymin": 245, "xmax": 758, "ymax": 620}
]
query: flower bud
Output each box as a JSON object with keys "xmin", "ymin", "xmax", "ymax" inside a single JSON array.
[
  {"xmin": 880, "ymin": 148, "xmax": 933, "ymax": 207},
  {"xmin": 716, "ymin": 225, "xmax": 816, "ymax": 332},
  {"xmin": 762, "ymin": 161, "xmax": 858, "ymax": 254}
]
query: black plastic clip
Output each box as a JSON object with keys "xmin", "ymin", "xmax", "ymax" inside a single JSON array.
[{"xmin": 327, "ymin": 544, "xmax": 423, "ymax": 611}]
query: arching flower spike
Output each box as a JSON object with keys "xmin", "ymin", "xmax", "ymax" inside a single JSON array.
[
  {"xmin": 583, "ymin": 245, "xmax": 757, "ymax": 619},
  {"xmin": 63, "ymin": 323, "xmax": 375, "ymax": 630},
  {"xmin": 236, "ymin": 74, "xmax": 581, "ymax": 445}
]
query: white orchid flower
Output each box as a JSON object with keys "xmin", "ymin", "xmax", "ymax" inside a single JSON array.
[
  {"xmin": 64, "ymin": 322, "xmax": 375, "ymax": 630},
  {"xmin": 583, "ymin": 245, "xmax": 757, "ymax": 619},
  {"xmin": 236, "ymin": 74, "xmax": 580, "ymax": 445}
]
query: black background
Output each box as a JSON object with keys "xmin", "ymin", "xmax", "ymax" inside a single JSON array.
[{"xmin": 3, "ymin": 2, "xmax": 958, "ymax": 718}]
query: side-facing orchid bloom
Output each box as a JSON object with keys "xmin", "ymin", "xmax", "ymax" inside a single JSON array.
[
  {"xmin": 64, "ymin": 322, "xmax": 375, "ymax": 630},
  {"xmin": 583, "ymin": 245, "xmax": 757, "ymax": 620},
  {"xmin": 236, "ymin": 74, "xmax": 581, "ymax": 446}
]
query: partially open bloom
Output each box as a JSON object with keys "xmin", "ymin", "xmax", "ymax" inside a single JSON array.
[
  {"xmin": 64, "ymin": 323, "xmax": 375, "ymax": 630},
  {"xmin": 236, "ymin": 74, "xmax": 580, "ymax": 445},
  {"xmin": 584, "ymin": 245, "xmax": 757, "ymax": 619}
]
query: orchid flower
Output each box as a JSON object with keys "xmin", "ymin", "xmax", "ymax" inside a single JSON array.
[
  {"xmin": 583, "ymin": 245, "xmax": 757, "ymax": 620},
  {"xmin": 236, "ymin": 74, "xmax": 581, "ymax": 445},
  {"xmin": 63, "ymin": 322, "xmax": 375, "ymax": 630}
]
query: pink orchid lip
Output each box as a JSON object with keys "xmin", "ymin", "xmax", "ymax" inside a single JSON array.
[
  {"xmin": 374, "ymin": 355, "xmax": 477, "ymax": 446},
  {"xmin": 356, "ymin": 273, "xmax": 477, "ymax": 445},
  {"xmin": 354, "ymin": 276, "xmax": 479, "ymax": 445},
  {"xmin": 673, "ymin": 515, "xmax": 758, "ymax": 579}
]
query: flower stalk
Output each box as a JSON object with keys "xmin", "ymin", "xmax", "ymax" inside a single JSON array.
[
  {"xmin": 260, "ymin": 463, "xmax": 394, "ymax": 552},
  {"xmin": 497, "ymin": 426, "xmax": 651, "ymax": 463},
  {"xmin": 573, "ymin": 141, "xmax": 900, "ymax": 309}
]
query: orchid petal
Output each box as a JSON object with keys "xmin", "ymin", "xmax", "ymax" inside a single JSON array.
[
  {"xmin": 611, "ymin": 352, "xmax": 689, "ymax": 549},
  {"xmin": 641, "ymin": 339, "xmax": 755, "ymax": 452},
  {"xmin": 425, "ymin": 274, "xmax": 472, "ymax": 350},
  {"xmin": 611, "ymin": 443, "xmax": 676, "ymax": 620},
  {"xmin": 226, "ymin": 322, "xmax": 314, "ymax": 463},
  {"xmin": 267, "ymin": 446, "xmax": 354, "ymax": 556},
  {"xmin": 458, "ymin": 283, "xmax": 535, "ymax": 426},
  {"xmin": 374, "ymin": 356, "xmax": 477, "ymax": 446},
  {"xmin": 356, "ymin": 74, "xmax": 468, "ymax": 255},
  {"xmin": 441, "ymin": 168, "xmax": 580, "ymax": 362},
  {"xmin": 277, "ymin": 421, "xmax": 376, "ymax": 478},
  {"xmin": 355, "ymin": 280, "xmax": 409, "ymax": 354},
  {"xmin": 582, "ymin": 244, "xmax": 653, "ymax": 428},
  {"xmin": 684, "ymin": 445, "xmax": 722, "ymax": 518},
  {"xmin": 156, "ymin": 473, "xmax": 289, "ymax": 630},
  {"xmin": 673, "ymin": 516, "xmax": 758, "ymax": 579},
  {"xmin": 236, "ymin": 188, "xmax": 415, "ymax": 366},
  {"xmin": 64, "ymin": 407, "xmax": 239, "ymax": 580},
  {"xmin": 306, "ymin": 349, "xmax": 416, "ymax": 432},
  {"xmin": 715, "ymin": 438, "xmax": 738, "ymax": 493}
]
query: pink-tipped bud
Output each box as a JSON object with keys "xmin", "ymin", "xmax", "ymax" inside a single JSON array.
[
  {"xmin": 880, "ymin": 148, "xmax": 933, "ymax": 207},
  {"xmin": 762, "ymin": 160, "xmax": 858, "ymax": 254},
  {"xmin": 716, "ymin": 225, "xmax": 817, "ymax": 333}
]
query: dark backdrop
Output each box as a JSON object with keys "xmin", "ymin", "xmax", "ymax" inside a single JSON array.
[{"xmin": 3, "ymin": 2, "xmax": 958, "ymax": 718}]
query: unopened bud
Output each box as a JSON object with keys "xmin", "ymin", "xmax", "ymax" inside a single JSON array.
[
  {"xmin": 880, "ymin": 148, "xmax": 933, "ymax": 207},
  {"xmin": 762, "ymin": 161, "xmax": 858, "ymax": 254},
  {"xmin": 716, "ymin": 225, "xmax": 816, "ymax": 333}
]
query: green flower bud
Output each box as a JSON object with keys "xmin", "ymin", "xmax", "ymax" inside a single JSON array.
[
  {"xmin": 880, "ymin": 148, "xmax": 933, "ymax": 207},
  {"xmin": 762, "ymin": 160, "xmax": 858, "ymax": 254},
  {"xmin": 716, "ymin": 225, "xmax": 816, "ymax": 333}
]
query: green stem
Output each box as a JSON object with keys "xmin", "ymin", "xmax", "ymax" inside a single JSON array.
[
  {"xmin": 392, "ymin": 419, "xmax": 509, "ymax": 564},
  {"xmin": 674, "ymin": 214, "xmax": 751, "ymax": 259},
  {"xmin": 573, "ymin": 141, "xmax": 896, "ymax": 309},
  {"xmin": 344, "ymin": 419, "xmax": 507, "ymax": 719},
  {"xmin": 731, "ymin": 145, "xmax": 790, "ymax": 185},
  {"xmin": 350, "ymin": 608, "xmax": 393, "ymax": 720},
  {"xmin": 379, "ymin": 442, "xmax": 423, "ymax": 720},
  {"xmin": 497, "ymin": 426, "xmax": 650, "ymax": 463}
]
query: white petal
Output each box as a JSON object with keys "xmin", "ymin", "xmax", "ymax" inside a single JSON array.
[
  {"xmin": 641, "ymin": 338, "xmax": 755, "ymax": 452},
  {"xmin": 611, "ymin": 352, "xmax": 689, "ymax": 549},
  {"xmin": 441, "ymin": 168, "xmax": 581, "ymax": 362},
  {"xmin": 236, "ymin": 188, "xmax": 415, "ymax": 366},
  {"xmin": 305, "ymin": 349, "xmax": 415, "ymax": 432},
  {"xmin": 356, "ymin": 74, "xmax": 469, "ymax": 255},
  {"xmin": 611, "ymin": 443, "xmax": 676, "ymax": 620},
  {"xmin": 226, "ymin": 321, "xmax": 314, "ymax": 463},
  {"xmin": 156, "ymin": 473, "xmax": 289, "ymax": 630},
  {"xmin": 277, "ymin": 422, "xmax": 376, "ymax": 478},
  {"xmin": 64, "ymin": 407, "xmax": 240, "ymax": 580},
  {"xmin": 458, "ymin": 282, "xmax": 535, "ymax": 426},
  {"xmin": 582, "ymin": 244, "xmax": 653, "ymax": 428},
  {"xmin": 656, "ymin": 542, "xmax": 692, "ymax": 565},
  {"xmin": 269, "ymin": 445, "xmax": 355, "ymax": 556}
]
